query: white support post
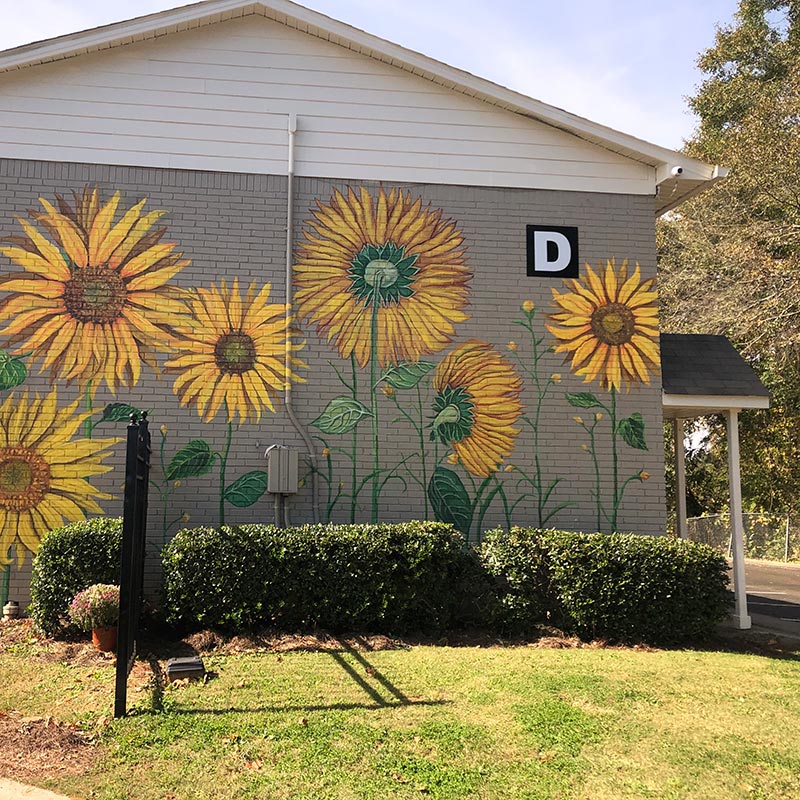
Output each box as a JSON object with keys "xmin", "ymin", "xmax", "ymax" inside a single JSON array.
[
  {"xmin": 673, "ymin": 418, "xmax": 688, "ymax": 539},
  {"xmin": 725, "ymin": 409, "xmax": 751, "ymax": 630}
]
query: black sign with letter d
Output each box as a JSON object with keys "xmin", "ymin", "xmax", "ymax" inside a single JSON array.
[{"xmin": 526, "ymin": 225, "xmax": 579, "ymax": 278}]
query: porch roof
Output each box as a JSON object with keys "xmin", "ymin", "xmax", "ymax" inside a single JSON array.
[{"xmin": 661, "ymin": 333, "xmax": 770, "ymax": 418}]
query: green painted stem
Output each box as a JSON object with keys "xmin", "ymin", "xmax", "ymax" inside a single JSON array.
[
  {"xmin": 369, "ymin": 282, "xmax": 381, "ymax": 523},
  {"xmin": 588, "ymin": 423, "xmax": 602, "ymax": 532},
  {"xmin": 350, "ymin": 354, "xmax": 358, "ymax": 523},
  {"xmin": 526, "ymin": 320, "xmax": 547, "ymax": 527},
  {"xmin": 610, "ymin": 387, "xmax": 619, "ymax": 532},
  {"xmin": 325, "ymin": 449, "xmax": 333, "ymax": 523},
  {"xmin": 495, "ymin": 475, "xmax": 512, "ymax": 529},
  {"xmin": 417, "ymin": 385, "xmax": 429, "ymax": 518},
  {"xmin": 219, "ymin": 416, "xmax": 233, "ymax": 525},
  {"xmin": 473, "ymin": 475, "xmax": 495, "ymax": 542},
  {"xmin": 0, "ymin": 557, "xmax": 9, "ymax": 607},
  {"xmin": 83, "ymin": 380, "xmax": 93, "ymax": 439}
]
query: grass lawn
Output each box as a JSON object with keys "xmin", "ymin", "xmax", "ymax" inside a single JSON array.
[{"xmin": 1, "ymin": 625, "xmax": 799, "ymax": 800}]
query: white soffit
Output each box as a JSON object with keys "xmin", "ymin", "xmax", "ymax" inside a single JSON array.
[
  {"xmin": 0, "ymin": 0, "xmax": 723, "ymax": 212},
  {"xmin": 662, "ymin": 393, "xmax": 770, "ymax": 419}
]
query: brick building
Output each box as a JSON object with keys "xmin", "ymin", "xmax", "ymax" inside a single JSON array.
[{"xmin": 0, "ymin": 0, "xmax": 746, "ymax": 611}]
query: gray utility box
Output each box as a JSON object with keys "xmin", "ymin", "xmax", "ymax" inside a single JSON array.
[{"xmin": 266, "ymin": 445, "xmax": 299, "ymax": 494}]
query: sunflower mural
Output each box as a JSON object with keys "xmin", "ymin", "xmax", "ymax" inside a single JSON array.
[
  {"xmin": 0, "ymin": 388, "xmax": 118, "ymax": 602},
  {"xmin": 164, "ymin": 279, "xmax": 305, "ymax": 523},
  {"xmin": 295, "ymin": 187, "xmax": 471, "ymax": 522},
  {"xmin": 0, "ymin": 185, "xmax": 309, "ymax": 605},
  {"xmin": 548, "ymin": 259, "xmax": 659, "ymax": 531},
  {"xmin": 424, "ymin": 341, "xmax": 525, "ymax": 537},
  {"xmin": 0, "ymin": 187, "xmax": 190, "ymax": 397}
]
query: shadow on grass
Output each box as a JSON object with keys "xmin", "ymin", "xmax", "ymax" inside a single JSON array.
[
  {"xmin": 163, "ymin": 639, "xmax": 449, "ymax": 716},
  {"xmin": 172, "ymin": 699, "xmax": 451, "ymax": 715}
]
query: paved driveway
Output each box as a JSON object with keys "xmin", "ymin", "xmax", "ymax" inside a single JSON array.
[{"xmin": 740, "ymin": 559, "xmax": 800, "ymax": 633}]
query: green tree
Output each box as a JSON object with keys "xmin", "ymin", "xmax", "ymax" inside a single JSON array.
[{"xmin": 659, "ymin": 0, "xmax": 800, "ymax": 514}]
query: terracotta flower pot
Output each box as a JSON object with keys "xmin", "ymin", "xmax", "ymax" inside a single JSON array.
[{"xmin": 92, "ymin": 626, "xmax": 118, "ymax": 652}]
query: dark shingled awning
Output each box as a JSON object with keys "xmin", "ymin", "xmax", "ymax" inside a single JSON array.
[
  {"xmin": 660, "ymin": 333, "xmax": 769, "ymax": 399},
  {"xmin": 662, "ymin": 333, "xmax": 769, "ymax": 630}
]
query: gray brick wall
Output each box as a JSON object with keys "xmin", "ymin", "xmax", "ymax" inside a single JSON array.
[{"xmin": 0, "ymin": 158, "xmax": 666, "ymax": 610}]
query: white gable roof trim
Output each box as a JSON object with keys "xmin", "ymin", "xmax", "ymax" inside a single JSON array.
[{"xmin": 0, "ymin": 0, "xmax": 723, "ymax": 214}]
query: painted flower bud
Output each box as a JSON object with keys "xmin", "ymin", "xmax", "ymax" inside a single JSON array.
[
  {"xmin": 550, "ymin": 373, "xmax": 562, "ymax": 383},
  {"xmin": 382, "ymin": 384, "xmax": 395, "ymax": 397},
  {"xmin": 507, "ymin": 341, "xmax": 518, "ymax": 352},
  {"xmin": 522, "ymin": 300, "xmax": 535, "ymax": 313}
]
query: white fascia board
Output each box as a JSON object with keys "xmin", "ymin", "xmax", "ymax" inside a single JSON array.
[
  {"xmin": 662, "ymin": 393, "xmax": 770, "ymax": 413},
  {"xmin": 0, "ymin": 0, "xmax": 261, "ymax": 71},
  {"xmin": 0, "ymin": 0, "xmax": 722, "ymax": 200}
]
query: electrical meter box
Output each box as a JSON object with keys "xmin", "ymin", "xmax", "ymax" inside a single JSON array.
[{"xmin": 266, "ymin": 445, "xmax": 299, "ymax": 494}]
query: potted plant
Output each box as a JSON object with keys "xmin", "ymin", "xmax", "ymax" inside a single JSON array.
[{"xmin": 68, "ymin": 584, "xmax": 120, "ymax": 652}]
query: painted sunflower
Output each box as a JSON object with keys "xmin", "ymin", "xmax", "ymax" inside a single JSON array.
[
  {"xmin": 0, "ymin": 186, "xmax": 189, "ymax": 392},
  {"xmin": 0, "ymin": 388, "xmax": 117, "ymax": 567},
  {"xmin": 294, "ymin": 187, "xmax": 471, "ymax": 367},
  {"xmin": 165, "ymin": 279, "xmax": 305, "ymax": 423},
  {"xmin": 547, "ymin": 259, "xmax": 659, "ymax": 392},
  {"xmin": 431, "ymin": 340, "xmax": 522, "ymax": 477}
]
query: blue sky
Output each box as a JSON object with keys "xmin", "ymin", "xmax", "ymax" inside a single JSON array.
[{"xmin": 1, "ymin": 0, "xmax": 741, "ymax": 150}]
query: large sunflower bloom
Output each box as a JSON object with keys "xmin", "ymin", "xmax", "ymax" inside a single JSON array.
[
  {"xmin": 431, "ymin": 340, "xmax": 522, "ymax": 477},
  {"xmin": 294, "ymin": 187, "xmax": 471, "ymax": 367},
  {"xmin": 165, "ymin": 279, "xmax": 305, "ymax": 423},
  {"xmin": 0, "ymin": 388, "xmax": 117, "ymax": 567},
  {"xmin": 0, "ymin": 186, "xmax": 190, "ymax": 392},
  {"xmin": 547, "ymin": 259, "xmax": 659, "ymax": 392}
]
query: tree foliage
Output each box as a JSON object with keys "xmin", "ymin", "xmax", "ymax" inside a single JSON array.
[{"xmin": 659, "ymin": 1, "xmax": 800, "ymax": 513}]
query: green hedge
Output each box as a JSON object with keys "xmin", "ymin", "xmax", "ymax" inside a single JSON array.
[
  {"xmin": 480, "ymin": 528, "xmax": 731, "ymax": 643},
  {"xmin": 162, "ymin": 521, "xmax": 469, "ymax": 634},
  {"xmin": 29, "ymin": 518, "xmax": 122, "ymax": 635}
]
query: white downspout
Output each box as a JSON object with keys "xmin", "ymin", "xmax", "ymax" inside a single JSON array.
[{"xmin": 284, "ymin": 113, "xmax": 319, "ymax": 523}]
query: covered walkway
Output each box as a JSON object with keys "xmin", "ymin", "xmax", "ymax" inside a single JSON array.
[{"xmin": 661, "ymin": 334, "xmax": 770, "ymax": 629}]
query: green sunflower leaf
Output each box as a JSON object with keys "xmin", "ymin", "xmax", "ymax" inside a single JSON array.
[
  {"xmin": 566, "ymin": 392, "xmax": 602, "ymax": 409},
  {"xmin": 427, "ymin": 467, "xmax": 473, "ymax": 535},
  {"xmin": 381, "ymin": 361, "xmax": 435, "ymax": 390},
  {"xmin": 166, "ymin": 440, "xmax": 217, "ymax": 480},
  {"xmin": 99, "ymin": 402, "xmax": 147, "ymax": 424},
  {"xmin": 0, "ymin": 350, "xmax": 27, "ymax": 391},
  {"xmin": 311, "ymin": 397, "xmax": 372, "ymax": 435},
  {"xmin": 224, "ymin": 470, "xmax": 270, "ymax": 508},
  {"xmin": 617, "ymin": 413, "xmax": 648, "ymax": 451}
]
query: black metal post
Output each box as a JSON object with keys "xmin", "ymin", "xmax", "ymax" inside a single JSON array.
[{"xmin": 114, "ymin": 413, "xmax": 151, "ymax": 718}]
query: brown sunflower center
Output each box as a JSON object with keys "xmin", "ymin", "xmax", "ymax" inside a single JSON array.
[
  {"xmin": 63, "ymin": 268, "xmax": 127, "ymax": 324},
  {"xmin": 0, "ymin": 446, "xmax": 51, "ymax": 512},
  {"xmin": 214, "ymin": 332, "xmax": 257, "ymax": 374},
  {"xmin": 591, "ymin": 303, "xmax": 636, "ymax": 346}
]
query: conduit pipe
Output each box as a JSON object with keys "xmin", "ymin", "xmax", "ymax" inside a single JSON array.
[{"xmin": 283, "ymin": 113, "xmax": 319, "ymax": 523}]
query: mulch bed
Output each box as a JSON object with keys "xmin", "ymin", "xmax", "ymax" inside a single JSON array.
[{"xmin": 0, "ymin": 710, "xmax": 97, "ymax": 782}]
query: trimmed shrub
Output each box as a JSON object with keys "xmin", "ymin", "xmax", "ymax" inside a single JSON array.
[
  {"xmin": 29, "ymin": 517, "xmax": 122, "ymax": 635},
  {"xmin": 162, "ymin": 521, "xmax": 468, "ymax": 634},
  {"xmin": 480, "ymin": 527, "xmax": 731, "ymax": 643}
]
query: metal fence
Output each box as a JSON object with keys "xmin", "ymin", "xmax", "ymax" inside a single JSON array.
[{"xmin": 685, "ymin": 512, "xmax": 800, "ymax": 562}]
